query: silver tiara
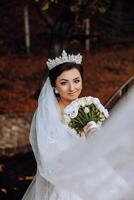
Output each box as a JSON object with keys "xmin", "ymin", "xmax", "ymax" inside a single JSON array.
[{"xmin": 46, "ymin": 50, "xmax": 82, "ymax": 70}]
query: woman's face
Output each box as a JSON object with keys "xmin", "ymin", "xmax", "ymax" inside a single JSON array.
[{"xmin": 55, "ymin": 68, "xmax": 82, "ymax": 103}]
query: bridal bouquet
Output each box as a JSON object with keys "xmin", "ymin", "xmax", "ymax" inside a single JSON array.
[{"xmin": 63, "ymin": 96, "xmax": 109, "ymax": 137}]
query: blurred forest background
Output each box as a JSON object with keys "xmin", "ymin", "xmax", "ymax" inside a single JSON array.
[
  {"xmin": 0, "ymin": 0, "xmax": 134, "ymax": 55},
  {"xmin": 0, "ymin": 0, "xmax": 134, "ymax": 113},
  {"xmin": 0, "ymin": 0, "xmax": 134, "ymax": 199}
]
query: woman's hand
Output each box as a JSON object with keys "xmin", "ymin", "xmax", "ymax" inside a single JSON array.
[{"xmin": 83, "ymin": 121, "xmax": 99, "ymax": 136}]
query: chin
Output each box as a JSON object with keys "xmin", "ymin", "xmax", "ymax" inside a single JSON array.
[
  {"xmin": 65, "ymin": 92, "xmax": 81, "ymax": 102},
  {"xmin": 68, "ymin": 95, "xmax": 79, "ymax": 101}
]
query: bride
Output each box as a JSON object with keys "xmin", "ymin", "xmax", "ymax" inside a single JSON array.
[{"xmin": 22, "ymin": 50, "xmax": 134, "ymax": 200}]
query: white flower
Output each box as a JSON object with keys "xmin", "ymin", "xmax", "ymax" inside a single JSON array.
[
  {"xmin": 70, "ymin": 109, "xmax": 78, "ymax": 118},
  {"xmin": 85, "ymin": 96, "xmax": 92, "ymax": 105},
  {"xmin": 75, "ymin": 96, "xmax": 92, "ymax": 107},
  {"xmin": 67, "ymin": 127, "xmax": 77, "ymax": 135},
  {"xmin": 64, "ymin": 106, "xmax": 72, "ymax": 115},
  {"xmin": 78, "ymin": 97, "xmax": 87, "ymax": 107},
  {"xmin": 97, "ymin": 104, "xmax": 105, "ymax": 112},
  {"xmin": 99, "ymin": 113, "xmax": 105, "ymax": 121},
  {"xmin": 65, "ymin": 101, "xmax": 78, "ymax": 113},
  {"xmin": 84, "ymin": 107, "xmax": 90, "ymax": 114},
  {"xmin": 64, "ymin": 106, "xmax": 72, "ymax": 116},
  {"xmin": 64, "ymin": 115, "xmax": 71, "ymax": 124},
  {"xmin": 71, "ymin": 101, "xmax": 80, "ymax": 109},
  {"xmin": 64, "ymin": 101, "xmax": 79, "ymax": 118},
  {"xmin": 71, "ymin": 129, "xmax": 77, "ymax": 135},
  {"xmin": 91, "ymin": 97, "xmax": 100, "ymax": 106},
  {"xmin": 97, "ymin": 105, "xmax": 109, "ymax": 119},
  {"xmin": 97, "ymin": 121, "xmax": 102, "ymax": 126},
  {"xmin": 103, "ymin": 109, "xmax": 109, "ymax": 118},
  {"xmin": 91, "ymin": 97, "xmax": 109, "ymax": 119}
]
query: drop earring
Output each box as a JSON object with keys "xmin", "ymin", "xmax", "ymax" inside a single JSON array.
[{"xmin": 54, "ymin": 89, "xmax": 59, "ymax": 94}]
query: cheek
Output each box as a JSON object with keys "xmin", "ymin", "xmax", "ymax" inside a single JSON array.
[
  {"xmin": 56, "ymin": 85, "xmax": 69, "ymax": 94},
  {"xmin": 60, "ymin": 86, "xmax": 68, "ymax": 93},
  {"xmin": 77, "ymin": 81, "xmax": 82, "ymax": 90}
]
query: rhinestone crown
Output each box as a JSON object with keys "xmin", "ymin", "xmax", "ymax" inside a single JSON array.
[{"xmin": 46, "ymin": 50, "xmax": 82, "ymax": 70}]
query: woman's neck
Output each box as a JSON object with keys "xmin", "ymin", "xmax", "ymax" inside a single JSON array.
[{"xmin": 58, "ymin": 99, "xmax": 71, "ymax": 116}]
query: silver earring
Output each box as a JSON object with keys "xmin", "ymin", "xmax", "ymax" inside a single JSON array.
[{"xmin": 55, "ymin": 89, "xmax": 59, "ymax": 94}]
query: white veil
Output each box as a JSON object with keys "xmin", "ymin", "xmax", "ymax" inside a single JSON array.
[
  {"xmin": 22, "ymin": 77, "xmax": 134, "ymax": 200},
  {"xmin": 22, "ymin": 77, "xmax": 81, "ymax": 200}
]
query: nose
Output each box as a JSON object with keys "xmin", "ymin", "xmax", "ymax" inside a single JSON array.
[{"xmin": 69, "ymin": 83, "xmax": 75, "ymax": 91}]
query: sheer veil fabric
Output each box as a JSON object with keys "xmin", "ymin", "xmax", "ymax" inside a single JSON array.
[{"xmin": 22, "ymin": 78, "xmax": 134, "ymax": 200}]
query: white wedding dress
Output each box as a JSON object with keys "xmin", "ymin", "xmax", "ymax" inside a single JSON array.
[{"xmin": 22, "ymin": 78, "xmax": 134, "ymax": 200}]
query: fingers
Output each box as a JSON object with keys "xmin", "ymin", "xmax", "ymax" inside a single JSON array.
[
  {"xmin": 83, "ymin": 123, "xmax": 93, "ymax": 136},
  {"xmin": 87, "ymin": 121, "xmax": 98, "ymax": 129},
  {"xmin": 83, "ymin": 121, "xmax": 99, "ymax": 136}
]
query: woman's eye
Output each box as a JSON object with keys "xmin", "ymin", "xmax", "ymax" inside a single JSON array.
[
  {"xmin": 60, "ymin": 82, "xmax": 67, "ymax": 85},
  {"xmin": 74, "ymin": 79, "xmax": 80, "ymax": 83}
]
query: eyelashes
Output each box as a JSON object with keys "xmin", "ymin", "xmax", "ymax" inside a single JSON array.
[
  {"xmin": 74, "ymin": 79, "xmax": 80, "ymax": 83},
  {"xmin": 60, "ymin": 82, "xmax": 67, "ymax": 86}
]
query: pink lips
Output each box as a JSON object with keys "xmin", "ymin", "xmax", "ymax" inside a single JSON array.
[{"xmin": 68, "ymin": 91, "xmax": 77, "ymax": 95}]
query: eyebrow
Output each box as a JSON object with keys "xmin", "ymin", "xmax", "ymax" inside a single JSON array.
[{"xmin": 60, "ymin": 77, "xmax": 80, "ymax": 81}]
